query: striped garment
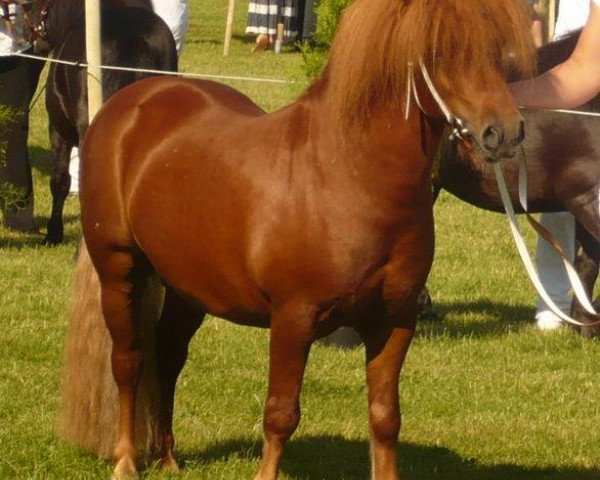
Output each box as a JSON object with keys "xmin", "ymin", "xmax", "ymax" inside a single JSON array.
[{"xmin": 246, "ymin": 0, "xmax": 299, "ymax": 42}]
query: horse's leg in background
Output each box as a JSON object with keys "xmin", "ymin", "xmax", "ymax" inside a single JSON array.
[
  {"xmin": 151, "ymin": 287, "xmax": 205, "ymax": 470},
  {"xmin": 572, "ymin": 223, "xmax": 600, "ymax": 338},
  {"xmin": 94, "ymin": 248, "xmax": 151, "ymax": 478},
  {"xmin": 44, "ymin": 126, "xmax": 72, "ymax": 244},
  {"xmin": 253, "ymin": 303, "xmax": 315, "ymax": 480},
  {"xmin": 416, "ymin": 181, "xmax": 442, "ymax": 321},
  {"xmin": 416, "ymin": 286, "xmax": 438, "ymax": 321},
  {"xmin": 357, "ymin": 314, "xmax": 416, "ymax": 480}
]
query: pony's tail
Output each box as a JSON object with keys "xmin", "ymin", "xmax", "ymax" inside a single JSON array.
[{"xmin": 57, "ymin": 240, "xmax": 165, "ymax": 458}]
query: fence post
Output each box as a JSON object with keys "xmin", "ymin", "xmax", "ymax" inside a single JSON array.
[
  {"xmin": 85, "ymin": 0, "xmax": 103, "ymax": 120},
  {"xmin": 224, "ymin": 0, "xmax": 236, "ymax": 56},
  {"xmin": 547, "ymin": 0, "xmax": 556, "ymax": 42}
]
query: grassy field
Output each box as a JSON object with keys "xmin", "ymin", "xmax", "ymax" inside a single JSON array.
[{"xmin": 1, "ymin": 1, "xmax": 600, "ymax": 479}]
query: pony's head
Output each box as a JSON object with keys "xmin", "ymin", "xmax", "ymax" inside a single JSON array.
[
  {"xmin": 22, "ymin": 0, "xmax": 56, "ymax": 54},
  {"xmin": 326, "ymin": 0, "xmax": 536, "ymax": 161}
]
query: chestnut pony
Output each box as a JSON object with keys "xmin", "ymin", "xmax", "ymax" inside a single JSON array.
[{"xmin": 60, "ymin": 0, "xmax": 534, "ymax": 478}]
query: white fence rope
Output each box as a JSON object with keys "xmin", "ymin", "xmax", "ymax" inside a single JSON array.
[
  {"xmin": 520, "ymin": 106, "xmax": 600, "ymax": 118},
  {"xmin": 16, "ymin": 52, "xmax": 600, "ymax": 115},
  {"xmin": 13, "ymin": 51, "xmax": 298, "ymax": 85}
]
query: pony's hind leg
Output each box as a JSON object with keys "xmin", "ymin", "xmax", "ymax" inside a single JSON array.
[
  {"xmin": 151, "ymin": 287, "xmax": 205, "ymax": 470},
  {"xmin": 357, "ymin": 314, "xmax": 416, "ymax": 480},
  {"xmin": 95, "ymin": 248, "xmax": 151, "ymax": 479},
  {"xmin": 44, "ymin": 127, "xmax": 73, "ymax": 244},
  {"xmin": 253, "ymin": 303, "xmax": 316, "ymax": 480}
]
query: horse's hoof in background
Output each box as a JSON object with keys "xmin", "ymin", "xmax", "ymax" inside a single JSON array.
[
  {"xmin": 417, "ymin": 287, "xmax": 441, "ymax": 321},
  {"xmin": 41, "ymin": 234, "xmax": 63, "ymax": 246},
  {"xmin": 579, "ymin": 324, "xmax": 600, "ymax": 339},
  {"xmin": 41, "ymin": 226, "xmax": 64, "ymax": 245}
]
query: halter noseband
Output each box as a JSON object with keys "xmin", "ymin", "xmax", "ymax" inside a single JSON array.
[{"xmin": 405, "ymin": 61, "xmax": 471, "ymax": 142}]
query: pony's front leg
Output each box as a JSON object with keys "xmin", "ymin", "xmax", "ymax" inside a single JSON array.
[
  {"xmin": 358, "ymin": 316, "xmax": 416, "ymax": 480},
  {"xmin": 253, "ymin": 303, "xmax": 315, "ymax": 480}
]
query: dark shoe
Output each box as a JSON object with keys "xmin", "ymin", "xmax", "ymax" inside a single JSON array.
[
  {"xmin": 3, "ymin": 201, "xmax": 39, "ymax": 233},
  {"xmin": 4, "ymin": 216, "xmax": 39, "ymax": 233}
]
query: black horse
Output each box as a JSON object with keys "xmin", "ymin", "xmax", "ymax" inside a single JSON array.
[
  {"xmin": 24, "ymin": 0, "xmax": 178, "ymax": 244},
  {"xmin": 431, "ymin": 29, "xmax": 600, "ymax": 337}
]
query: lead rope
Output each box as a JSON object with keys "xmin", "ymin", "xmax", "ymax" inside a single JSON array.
[{"xmin": 494, "ymin": 160, "xmax": 600, "ymax": 328}]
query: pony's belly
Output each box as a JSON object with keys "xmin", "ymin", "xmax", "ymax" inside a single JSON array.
[{"xmin": 147, "ymin": 253, "xmax": 271, "ymax": 326}]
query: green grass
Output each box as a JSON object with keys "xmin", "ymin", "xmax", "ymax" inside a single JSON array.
[{"xmin": 1, "ymin": 1, "xmax": 600, "ymax": 479}]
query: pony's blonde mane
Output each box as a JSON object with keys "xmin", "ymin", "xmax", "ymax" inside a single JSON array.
[{"xmin": 324, "ymin": 0, "xmax": 536, "ymax": 128}]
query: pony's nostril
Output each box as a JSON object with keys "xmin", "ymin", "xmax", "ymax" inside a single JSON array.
[{"xmin": 482, "ymin": 125, "xmax": 505, "ymax": 151}]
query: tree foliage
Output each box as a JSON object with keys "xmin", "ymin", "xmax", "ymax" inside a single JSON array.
[
  {"xmin": 0, "ymin": 105, "xmax": 24, "ymax": 212},
  {"xmin": 301, "ymin": 0, "xmax": 352, "ymax": 79}
]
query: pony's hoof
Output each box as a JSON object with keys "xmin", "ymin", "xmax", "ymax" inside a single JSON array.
[
  {"xmin": 159, "ymin": 455, "xmax": 179, "ymax": 472},
  {"xmin": 111, "ymin": 457, "xmax": 138, "ymax": 479}
]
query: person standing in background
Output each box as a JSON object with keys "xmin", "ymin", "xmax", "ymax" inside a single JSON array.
[
  {"xmin": 554, "ymin": 0, "xmax": 590, "ymax": 39},
  {"xmin": 150, "ymin": 0, "xmax": 189, "ymax": 54},
  {"xmin": 531, "ymin": 0, "xmax": 591, "ymax": 331},
  {"xmin": 68, "ymin": 0, "xmax": 190, "ymax": 196},
  {"xmin": 246, "ymin": 0, "xmax": 299, "ymax": 52},
  {"xmin": 0, "ymin": 0, "xmax": 43, "ymax": 232}
]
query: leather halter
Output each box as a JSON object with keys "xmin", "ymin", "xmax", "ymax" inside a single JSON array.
[{"xmin": 405, "ymin": 61, "xmax": 471, "ymax": 142}]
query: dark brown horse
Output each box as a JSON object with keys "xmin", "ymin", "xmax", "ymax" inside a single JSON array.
[
  {"xmin": 431, "ymin": 29, "xmax": 600, "ymax": 336},
  {"xmin": 23, "ymin": 0, "xmax": 177, "ymax": 244},
  {"xmin": 60, "ymin": 0, "xmax": 535, "ymax": 478}
]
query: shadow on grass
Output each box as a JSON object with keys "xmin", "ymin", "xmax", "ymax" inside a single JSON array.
[
  {"xmin": 0, "ymin": 213, "xmax": 80, "ymax": 249},
  {"xmin": 185, "ymin": 38, "xmax": 223, "ymax": 47},
  {"xmin": 416, "ymin": 299, "xmax": 535, "ymax": 339},
  {"xmin": 178, "ymin": 435, "xmax": 599, "ymax": 480}
]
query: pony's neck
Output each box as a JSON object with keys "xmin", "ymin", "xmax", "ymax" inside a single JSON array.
[
  {"xmin": 306, "ymin": 68, "xmax": 444, "ymax": 156},
  {"xmin": 301, "ymin": 73, "xmax": 443, "ymax": 207}
]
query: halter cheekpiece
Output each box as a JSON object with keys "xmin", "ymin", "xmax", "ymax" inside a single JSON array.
[{"xmin": 405, "ymin": 61, "xmax": 471, "ymax": 141}]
